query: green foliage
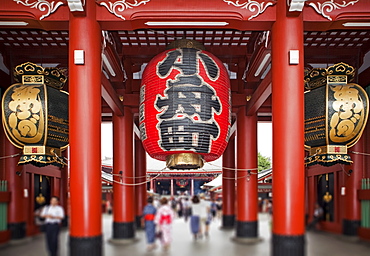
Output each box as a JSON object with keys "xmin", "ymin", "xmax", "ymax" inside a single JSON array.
[{"xmin": 258, "ymin": 153, "xmax": 271, "ymax": 172}]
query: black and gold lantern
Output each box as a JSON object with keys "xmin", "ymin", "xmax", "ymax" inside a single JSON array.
[
  {"xmin": 304, "ymin": 63, "xmax": 369, "ymax": 166},
  {"xmin": 1, "ymin": 62, "xmax": 68, "ymax": 167}
]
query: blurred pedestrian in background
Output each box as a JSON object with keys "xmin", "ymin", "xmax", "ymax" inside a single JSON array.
[
  {"xmin": 143, "ymin": 196, "xmax": 157, "ymax": 251},
  {"xmin": 155, "ymin": 197, "xmax": 175, "ymax": 251}
]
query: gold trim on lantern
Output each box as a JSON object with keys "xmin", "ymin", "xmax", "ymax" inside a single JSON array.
[
  {"xmin": 22, "ymin": 75, "xmax": 44, "ymax": 85},
  {"xmin": 2, "ymin": 83, "xmax": 46, "ymax": 147},
  {"xmin": 166, "ymin": 39, "xmax": 206, "ymax": 51},
  {"xmin": 166, "ymin": 153, "xmax": 204, "ymax": 170},
  {"xmin": 309, "ymin": 145, "xmax": 347, "ymax": 156},
  {"xmin": 327, "ymin": 75, "xmax": 347, "ymax": 85},
  {"xmin": 328, "ymin": 83, "xmax": 369, "ymax": 146},
  {"xmin": 23, "ymin": 146, "xmax": 61, "ymax": 156}
]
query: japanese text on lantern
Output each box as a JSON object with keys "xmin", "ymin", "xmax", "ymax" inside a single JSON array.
[{"xmin": 154, "ymin": 48, "xmax": 222, "ymax": 153}]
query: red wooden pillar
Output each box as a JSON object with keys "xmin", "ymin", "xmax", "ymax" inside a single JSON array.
[
  {"xmin": 343, "ymin": 137, "xmax": 363, "ymax": 236},
  {"xmin": 190, "ymin": 179, "xmax": 194, "ymax": 196},
  {"xmin": 222, "ymin": 136, "xmax": 235, "ymax": 229},
  {"xmin": 112, "ymin": 108, "xmax": 135, "ymax": 240},
  {"xmin": 4, "ymin": 139, "xmax": 25, "ymax": 240},
  {"xmin": 306, "ymin": 176, "xmax": 315, "ymax": 225},
  {"xmin": 135, "ymin": 138, "xmax": 147, "ymax": 229},
  {"xmin": 235, "ymin": 108, "xmax": 258, "ymax": 240},
  {"xmin": 69, "ymin": 1, "xmax": 102, "ymax": 255},
  {"xmin": 171, "ymin": 179, "xmax": 174, "ymax": 196},
  {"xmin": 150, "ymin": 179, "xmax": 154, "ymax": 193},
  {"xmin": 271, "ymin": 2, "xmax": 305, "ymax": 255},
  {"xmin": 52, "ymin": 177, "xmax": 60, "ymax": 198}
]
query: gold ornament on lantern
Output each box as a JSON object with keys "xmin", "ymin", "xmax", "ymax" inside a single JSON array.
[
  {"xmin": 2, "ymin": 62, "xmax": 69, "ymax": 167},
  {"xmin": 304, "ymin": 63, "xmax": 369, "ymax": 166}
]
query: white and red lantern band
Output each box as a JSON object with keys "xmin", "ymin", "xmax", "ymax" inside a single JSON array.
[{"xmin": 140, "ymin": 45, "xmax": 231, "ymax": 169}]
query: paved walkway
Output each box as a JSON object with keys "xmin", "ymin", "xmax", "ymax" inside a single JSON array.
[{"xmin": 1, "ymin": 213, "xmax": 369, "ymax": 256}]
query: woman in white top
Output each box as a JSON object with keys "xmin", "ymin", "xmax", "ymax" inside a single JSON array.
[{"xmin": 190, "ymin": 195, "xmax": 210, "ymax": 240}]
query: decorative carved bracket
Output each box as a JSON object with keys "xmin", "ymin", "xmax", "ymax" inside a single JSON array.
[
  {"xmin": 223, "ymin": 0, "xmax": 276, "ymax": 20},
  {"xmin": 307, "ymin": 0, "xmax": 359, "ymax": 21},
  {"xmin": 98, "ymin": 0, "xmax": 151, "ymax": 20},
  {"xmin": 13, "ymin": 0, "xmax": 65, "ymax": 20}
]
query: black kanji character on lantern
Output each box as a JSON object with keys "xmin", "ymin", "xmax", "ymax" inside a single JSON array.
[
  {"xmin": 156, "ymin": 83, "xmax": 221, "ymax": 121},
  {"xmin": 155, "ymin": 48, "xmax": 221, "ymax": 153},
  {"xmin": 159, "ymin": 117, "xmax": 219, "ymax": 153},
  {"xmin": 157, "ymin": 48, "xmax": 219, "ymax": 80}
]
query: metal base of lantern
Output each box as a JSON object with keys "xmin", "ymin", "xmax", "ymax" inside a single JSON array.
[
  {"xmin": 167, "ymin": 39, "xmax": 205, "ymax": 50},
  {"xmin": 166, "ymin": 153, "xmax": 204, "ymax": 170}
]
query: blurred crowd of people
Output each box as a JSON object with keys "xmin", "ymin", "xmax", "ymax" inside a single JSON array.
[{"xmin": 142, "ymin": 194, "xmax": 222, "ymax": 252}]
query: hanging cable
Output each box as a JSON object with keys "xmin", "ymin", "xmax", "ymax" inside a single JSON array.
[
  {"xmin": 0, "ymin": 152, "xmax": 21, "ymax": 160},
  {"xmin": 339, "ymin": 164, "xmax": 352, "ymax": 177},
  {"xmin": 203, "ymin": 160, "xmax": 259, "ymax": 174},
  {"xmin": 349, "ymin": 151, "xmax": 370, "ymax": 157},
  {"xmin": 53, "ymin": 152, "xmax": 68, "ymax": 166},
  {"xmin": 112, "ymin": 166, "xmax": 167, "ymax": 186}
]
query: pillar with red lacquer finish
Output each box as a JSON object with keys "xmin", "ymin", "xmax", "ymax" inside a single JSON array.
[
  {"xmin": 68, "ymin": 1, "xmax": 102, "ymax": 255},
  {"xmin": 112, "ymin": 108, "xmax": 135, "ymax": 241},
  {"xmin": 271, "ymin": 1, "xmax": 305, "ymax": 255},
  {"xmin": 343, "ymin": 137, "xmax": 363, "ymax": 236},
  {"xmin": 135, "ymin": 138, "xmax": 147, "ymax": 229},
  {"xmin": 222, "ymin": 136, "xmax": 235, "ymax": 229},
  {"xmin": 235, "ymin": 108, "xmax": 259, "ymax": 241}
]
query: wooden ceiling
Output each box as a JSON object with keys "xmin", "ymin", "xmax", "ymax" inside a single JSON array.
[{"xmin": 1, "ymin": 28, "xmax": 370, "ymax": 121}]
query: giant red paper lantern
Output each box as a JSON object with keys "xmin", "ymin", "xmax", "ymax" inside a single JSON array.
[{"xmin": 139, "ymin": 40, "xmax": 231, "ymax": 169}]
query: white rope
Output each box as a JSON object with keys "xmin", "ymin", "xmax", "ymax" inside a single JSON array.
[{"xmin": 0, "ymin": 152, "xmax": 21, "ymax": 160}]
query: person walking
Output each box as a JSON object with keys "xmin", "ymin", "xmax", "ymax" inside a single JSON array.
[
  {"xmin": 183, "ymin": 197, "xmax": 191, "ymax": 222},
  {"xmin": 210, "ymin": 199, "xmax": 218, "ymax": 220},
  {"xmin": 142, "ymin": 196, "xmax": 157, "ymax": 251},
  {"xmin": 40, "ymin": 196, "xmax": 65, "ymax": 256},
  {"xmin": 307, "ymin": 203, "xmax": 324, "ymax": 231},
  {"xmin": 190, "ymin": 194, "xmax": 210, "ymax": 240},
  {"xmin": 155, "ymin": 197, "xmax": 175, "ymax": 251}
]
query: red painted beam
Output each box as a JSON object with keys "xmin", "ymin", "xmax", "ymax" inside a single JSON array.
[
  {"xmin": 231, "ymin": 93, "xmax": 248, "ymax": 107},
  {"xmin": 101, "ymin": 75, "xmax": 124, "ymax": 116},
  {"xmin": 245, "ymin": 38, "xmax": 271, "ymax": 83},
  {"xmin": 102, "ymin": 42, "xmax": 125, "ymax": 84},
  {"xmin": 246, "ymin": 71, "xmax": 272, "ymax": 116}
]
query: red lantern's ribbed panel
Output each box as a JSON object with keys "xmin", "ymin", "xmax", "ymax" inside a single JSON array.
[{"xmin": 140, "ymin": 47, "xmax": 231, "ymax": 162}]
